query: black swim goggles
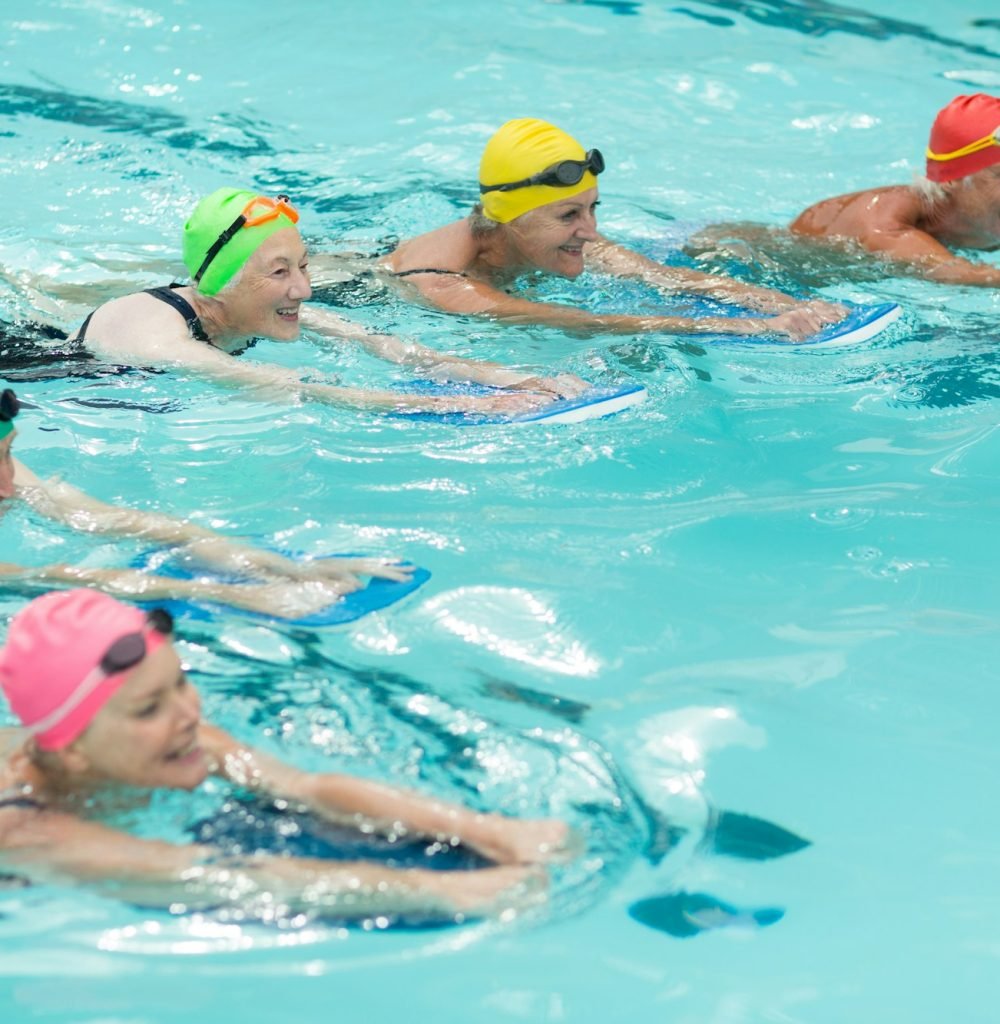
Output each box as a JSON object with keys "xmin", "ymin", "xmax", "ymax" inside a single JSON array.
[
  {"xmin": 192, "ymin": 193, "xmax": 300, "ymax": 287},
  {"xmin": 98, "ymin": 608, "xmax": 175, "ymax": 677},
  {"xmin": 479, "ymin": 149, "xmax": 605, "ymax": 194},
  {"xmin": 0, "ymin": 388, "xmax": 19, "ymax": 423}
]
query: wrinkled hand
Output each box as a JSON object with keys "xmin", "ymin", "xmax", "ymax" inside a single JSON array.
[
  {"xmin": 508, "ymin": 373, "xmax": 590, "ymax": 399},
  {"xmin": 801, "ymin": 299, "xmax": 848, "ymax": 322},
  {"xmin": 743, "ymin": 302, "xmax": 846, "ymax": 343}
]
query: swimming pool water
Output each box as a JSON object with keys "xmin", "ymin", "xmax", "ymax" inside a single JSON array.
[{"xmin": 2, "ymin": 2, "xmax": 1000, "ymax": 1022}]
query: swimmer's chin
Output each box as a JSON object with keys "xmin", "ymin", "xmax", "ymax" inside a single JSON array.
[{"xmin": 555, "ymin": 249, "xmax": 586, "ymax": 279}]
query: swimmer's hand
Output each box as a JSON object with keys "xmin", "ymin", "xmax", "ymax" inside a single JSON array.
[
  {"xmin": 459, "ymin": 815, "xmax": 581, "ymax": 866},
  {"xmin": 734, "ymin": 304, "xmax": 844, "ymax": 343},
  {"xmin": 507, "ymin": 373, "xmax": 590, "ymax": 399},
  {"xmin": 407, "ymin": 864, "xmax": 548, "ymax": 920},
  {"xmin": 307, "ymin": 557, "xmax": 416, "ymax": 584},
  {"xmin": 801, "ymin": 299, "xmax": 848, "ymax": 322},
  {"xmin": 392, "ymin": 391, "xmax": 554, "ymax": 417}
]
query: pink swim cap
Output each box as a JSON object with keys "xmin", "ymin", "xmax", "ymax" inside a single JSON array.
[
  {"xmin": 0, "ymin": 590, "xmax": 167, "ymax": 750},
  {"xmin": 925, "ymin": 93, "xmax": 1000, "ymax": 183}
]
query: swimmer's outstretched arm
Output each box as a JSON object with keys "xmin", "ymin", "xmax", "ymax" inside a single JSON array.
[
  {"xmin": 0, "ymin": 803, "xmax": 540, "ymax": 921},
  {"xmin": 0, "ymin": 561, "xmax": 361, "ymax": 621},
  {"xmin": 585, "ymin": 236, "xmax": 848, "ymax": 319},
  {"xmin": 89, "ymin": 326, "xmax": 558, "ymax": 417},
  {"xmin": 11, "ymin": 458, "xmax": 409, "ymax": 590},
  {"xmin": 300, "ymin": 306, "xmax": 589, "ymax": 399},
  {"xmin": 203, "ymin": 724, "xmax": 574, "ymax": 867},
  {"xmin": 847, "ymin": 225, "xmax": 1000, "ymax": 287},
  {"xmin": 390, "ymin": 261, "xmax": 835, "ymax": 342}
]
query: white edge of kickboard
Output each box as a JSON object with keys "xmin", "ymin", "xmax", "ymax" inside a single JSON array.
[
  {"xmin": 711, "ymin": 303, "xmax": 902, "ymax": 351},
  {"xmin": 513, "ymin": 386, "xmax": 648, "ymax": 424},
  {"xmin": 801, "ymin": 303, "xmax": 903, "ymax": 350}
]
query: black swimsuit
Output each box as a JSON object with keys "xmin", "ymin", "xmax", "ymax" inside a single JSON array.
[
  {"xmin": 76, "ymin": 284, "xmax": 257, "ymax": 356},
  {"xmin": 392, "ymin": 268, "xmax": 469, "ymax": 279},
  {"xmin": 76, "ymin": 284, "xmax": 212, "ymax": 344}
]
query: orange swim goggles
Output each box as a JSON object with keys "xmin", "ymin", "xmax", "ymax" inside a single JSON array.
[
  {"xmin": 926, "ymin": 125, "xmax": 1000, "ymax": 165},
  {"xmin": 193, "ymin": 193, "xmax": 300, "ymax": 286}
]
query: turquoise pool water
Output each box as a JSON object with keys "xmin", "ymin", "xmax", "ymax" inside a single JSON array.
[{"xmin": 2, "ymin": 1, "xmax": 1000, "ymax": 1021}]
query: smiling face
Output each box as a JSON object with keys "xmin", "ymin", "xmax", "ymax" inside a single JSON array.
[
  {"xmin": 504, "ymin": 187, "xmax": 600, "ymax": 278},
  {"xmin": 218, "ymin": 227, "xmax": 313, "ymax": 340},
  {"xmin": 69, "ymin": 640, "xmax": 208, "ymax": 792}
]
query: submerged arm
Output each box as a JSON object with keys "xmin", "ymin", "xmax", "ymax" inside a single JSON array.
[
  {"xmin": 120, "ymin": 329, "xmax": 558, "ymax": 417},
  {"xmin": 395, "ymin": 263, "xmax": 834, "ymax": 342},
  {"xmin": 0, "ymin": 561, "xmax": 363, "ymax": 620},
  {"xmin": 12, "ymin": 458, "xmax": 407, "ymax": 590},
  {"xmin": 585, "ymin": 236, "xmax": 846, "ymax": 318},
  {"xmin": 300, "ymin": 306, "xmax": 588, "ymax": 398},
  {"xmin": 854, "ymin": 227, "xmax": 1000, "ymax": 286},
  {"xmin": 204, "ymin": 724, "xmax": 572, "ymax": 867},
  {"xmin": 0, "ymin": 804, "xmax": 535, "ymax": 921}
]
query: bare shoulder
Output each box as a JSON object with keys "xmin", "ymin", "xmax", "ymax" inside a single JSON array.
[
  {"xmin": 73, "ymin": 289, "xmax": 194, "ymax": 359},
  {"xmin": 385, "ymin": 219, "xmax": 478, "ymax": 274},
  {"xmin": 11, "ymin": 456, "xmax": 41, "ymax": 488},
  {"xmin": 791, "ymin": 186, "xmax": 920, "ymax": 238}
]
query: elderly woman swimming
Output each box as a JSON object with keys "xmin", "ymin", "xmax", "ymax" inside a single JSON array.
[
  {"xmin": 69, "ymin": 187, "xmax": 586, "ymax": 415},
  {"xmin": 379, "ymin": 118, "xmax": 847, "ymax": 341},
  {"xmin": 0, "ymin": 589, "xmax": 569, "ymax": 923}
]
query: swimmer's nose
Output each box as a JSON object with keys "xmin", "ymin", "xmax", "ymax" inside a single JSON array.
[
  {"xmin": 290, "ymin": 265, "xmax": 312, "ymax": 301},
  {"xmin": 576, "ymin": 208, "xmax": 599, "ymax": 241},
  {"xmin": 175, "ymin": 679, "xmax": 202, "ymax": 727}
]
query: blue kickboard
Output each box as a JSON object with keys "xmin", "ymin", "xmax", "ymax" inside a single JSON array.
[
  {"xmin": 395, "ymin": 381, "xmax": 647, "ymax": 425},
  {"xmin": 687, "ymin": 299, "xmax": 902, "ymax": 349},
  {"xmin": 130, "ymin": 552, "xmax": 430, "ymax": 626}
]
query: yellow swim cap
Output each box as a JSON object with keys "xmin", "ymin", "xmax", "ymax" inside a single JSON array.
[{"xmin": 478, "ymin": 118, "xmax": 600, "ymax": 224}]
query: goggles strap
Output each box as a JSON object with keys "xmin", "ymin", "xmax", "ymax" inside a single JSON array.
[
  {"xmin": 192, "ymin": 194, "xmax": 298, "ymax": 287},
  {"xmin": 926, "ymin": 127, "xmax": 1000, "ymax": 163},
  {"xmin": 193, "ymin": 214, "xmax": 247, "ymax": 286}
]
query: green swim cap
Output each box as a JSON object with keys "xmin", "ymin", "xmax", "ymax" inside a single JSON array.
[{"xmin": 182, "ymin": 188, "xmax": 300, "ymax": 296}]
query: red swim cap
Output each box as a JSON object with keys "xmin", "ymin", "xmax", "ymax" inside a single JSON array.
[{"xmin": 925, "ymin": 93, "xmax": 1000, "ymax": 183}]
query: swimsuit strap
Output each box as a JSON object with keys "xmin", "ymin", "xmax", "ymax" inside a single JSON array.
[
  {"xmin": 75, "ymin": 311, "xmax": 95, "ymax": 343},
  {"xmin": 0, "ymin": 794, "xmax": 44, "ymax": 811},
  {"xmin": 143, "ymin": 285, "xmax": 212, "ymax": 343},
  {"xmin": 392, "ymin": 268, "xmax": 469, "ymax": 279}
]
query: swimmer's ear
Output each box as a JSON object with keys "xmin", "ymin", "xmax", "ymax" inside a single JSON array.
[
  {"xmin": 55, "ymin": 741, "xmax": 91, "ymax": 776},
  {"xmin": 27, "ymin": 737, "xmax": 90, "ymax": 777}
]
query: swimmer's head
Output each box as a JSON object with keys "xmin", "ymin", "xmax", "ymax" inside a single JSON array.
[
  {"xmin": 0, "ymin": 590, "xmax": 171, "ymax": 751},
  {"xmin": 925, "ymin": 93, "xmax": 1000, "ymax": 184},
  {"xmin": 478, "ymin": 118, "xmax": 603, "ymax": 224},
  {"xmin": 0, "ymin": 387, "xmax": 19, "ymax": 443},
  {"xmin": 182, "ymin": 188, "xmax": 301, "ymax": 296},
  {"xmin": 0, "ymin": 387, "xmax": 18, "ymax": 501}
]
